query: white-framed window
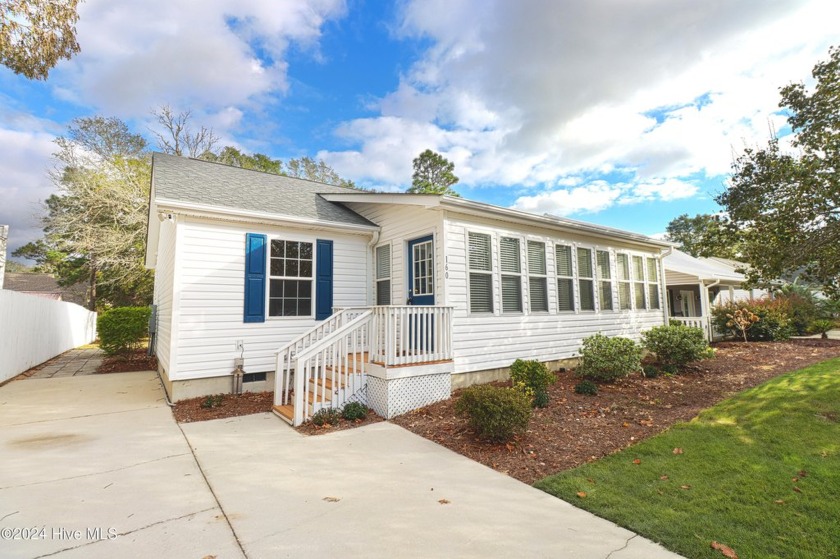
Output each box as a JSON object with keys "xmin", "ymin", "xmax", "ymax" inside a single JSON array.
[
  {"xmin": 500, "ymin": 236, "xmax": 522, "ymax": 313},
  {"xmin": 646, "ymin": 257, "xmax": 661, "ymax": 309},
  {"xmin": 468, "ymin": 232, "xmax": 493, "ymax": 313},
  {"xmin": 596, "ymin": 249, "xmax": 613, "ymax": 311},
  {"xmin": 632, "ymin": 255, "xmax": 647, "ymax": 310},
  {"xmin": 527, "ymin": 240, "xmax": 548, "ymax": 312},
  {"xmin": 577, "ymin": 247, "xmax": 595, "ymax": 311},
  {"xmin": 555, "ymin": 244, "xmax": 575, "ymax": 312},
  {"xmin": 268, "ymin": 239, "xmax": 313, "ymax": 317},
  {"xmin": 375, "ymin": 244, "xmax": 391, "ymax": 305},
  {"xmin": 616, "ymin": 253, "xmax": 632, "ymax": 310}
]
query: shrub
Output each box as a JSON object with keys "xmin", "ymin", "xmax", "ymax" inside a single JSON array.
[
  {"xmin": 311, "ymin": 408, "xmax": 341, "ymax": 426},
  {"xmin": 455, "ymin": 384, "xmax": 532, "ymax": 443},
  {"xmin": 711, "ymin": 300, "xmax": 794, "ymax": 342},
  {"xmin": 641, "ymin": 324, "xmax": 712, "ymax": 369},
  {"xmin": 576, "ymin": 333, "xmax": 642, "ymax": 382},
  {"xmin": 510, "ymin": 359, "xmax": 557, "ymax": 408},
  {"xmin": 200, "ymin": 394, "xmax": 224, "ymax": 409},
  {"xmin": 809, "ymin": 319, "xmax": 835, "ymax": 339},
  {"xmin": 98, "ymin": 306, "xmax": 152, "ymax": 355},
  {"xmin": 342, "ymin": 401, "xmax": 368, "ymax": 421},
  {"xmin": 574, "ymin": 380, "xmax": 598, "ymax": 395},
  {"xmin": 642, "ymin": 365, "xmax": 660, "ymax": 378}
]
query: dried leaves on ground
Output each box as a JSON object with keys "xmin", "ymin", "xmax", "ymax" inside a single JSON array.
[
  {"xmin": 173, "ymin": 391, "xmax": 274, "ymax": 423},
  {"xmin": 97, "ymin": 349, "xmax": 158, "ymax": 374},
  {"xmin": 296, "ymin": 409, "xmax": 385, "ymax": 435},
  {"xmin": 392, "ymin": 339, "xmax": 840, "ymax": 485}
]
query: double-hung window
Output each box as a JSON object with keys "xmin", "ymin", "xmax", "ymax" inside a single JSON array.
[
  {"xmin": 268, "ymin": 240, "xmax": 313, "ymax": 317},
  {"xmin": 577, "ymin": 247, "xmax": 595, "ymax": 311},
  {"xmin": 596, "ymin": 250, "xmax": 613, "ymax": 311},
  {"xmin": 468, "ymin": 232, "xmax": 493, "ymax": 313},
  {"xmin": 375, "ymin": 244, "xmax": 391, "ymax": 305},
  {"xmin": 633, "ymin": 256, "xmax": 646, "ymax": 310},
  {"xmin": 555, "ymin": 244, "xmax": 575, "ymax": 312},
  {"xmin": 527, "ymin": 241, "xmax": 548, "ymax": 312},
  {"xmin": 616, "ymin": 254, "xmax": 632, "ymax": 310},
  {"xmin": 500, "ymin": 237, "xmax": 522, "ymax": 313},
  {"xmin": 646, "ymin": 257, "xmax": 661, "ymax": 309}
]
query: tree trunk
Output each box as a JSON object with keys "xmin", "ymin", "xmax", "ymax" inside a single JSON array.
[{"xmin": 88, "ymin": 265, "xmax": 97, "ymax": 311}]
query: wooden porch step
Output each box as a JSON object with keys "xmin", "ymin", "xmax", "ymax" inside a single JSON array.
[{"xmin": 273, "ymin": 404, "xmax": 294, "ymax": 424}]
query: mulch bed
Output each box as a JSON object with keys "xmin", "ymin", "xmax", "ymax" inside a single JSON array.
[
  {"xmin": 173, "ymin": 391, "xmax": 275, "ymax": 423},
  {"xmin": 391, "ymin": 339, "xmax": 840, "ymax": 485},
  {"xmin": 296, "ymin": 409, "xmax": 385, "ymax": 435},
  {"xmin": 97, "ymin": 349, "xmax": 158, "ymax": 373}
]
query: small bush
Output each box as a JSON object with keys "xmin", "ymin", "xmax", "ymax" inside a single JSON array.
[
  {"xmin": 510, "ymin": 359, "xmax": 557, "ymax": 408},
  {"xmin": 576, "ymin": 333, "xmax": 642, "ymax": 382},
  {"xmin": 311, "ymin": 407, "xmax": 341, "ymax": 426},
  {"xmin": 455, "ymin": 384, "xmax": 532, "ymax": 443},
  {"xmin": 642, "ymin": 324, "xmax": 712, "ymax": 369},
  {"xmin": 574, "ymin": 380, "xmax": 598, "ymax": 395},
  {"xmin": 643, "ymin": 365, "xmax": 660, "ymax": 378},
  {"xmin": 98, "ymin": 306, "xmax": 151, "ymax": 355},
  {"xmin": 809, "ymin": 319, "xmax": 835, "ymax": 338},
  {"xmin": 711, "ymin": 299, "xmax": 794, "ymax": 342},
  {"xmin": 342, "ymin": 401, "xmax": 368, "ymax": 421},
  {"xmin": 200, "ymin": 394, "xmax": 224, "ymax": 409}
]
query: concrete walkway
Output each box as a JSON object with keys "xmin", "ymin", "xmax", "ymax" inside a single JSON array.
[
  {"xmin": 0, "ymin": 372, "xmax": 683, "ymax": 559},
  {"xmin": 17, "ymin": 347, "xmax": 105, "ymax": 379}
]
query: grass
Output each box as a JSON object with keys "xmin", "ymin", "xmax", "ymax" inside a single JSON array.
[{"xmin": 535, "ymin": 358, "xmax": 840, "ymax": 559}]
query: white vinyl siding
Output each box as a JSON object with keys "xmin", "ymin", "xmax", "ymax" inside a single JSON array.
[
  {"xmin": 647, "ymin": 257, "xmax": 661, "ymax": 309},
  {"xmin": 152, "ymin": 220, "xmax": 176, "ymax": 375},
  {"xmin": 170, "ymin": 218, "xmax": 368, "ymax": 380},
  {"xmin": 596, "ymin": 250, "xmax": 613, "ymax": 311},
  {"xmin": 468, "ymin": 232, "xmax": 493, "ymax": 313},
  {"xmin": 632, "ymin": 255, "xmax": 646, "ymax": 310},
  {"xmin": 555, "ymin": 244, "xmax": 574, "ymax": 312},
  {"xmin": 527, "ymin": 240, "xmax": 548, "ymax": 312},
  {"xmin": 375, "ymin": 244, "xmax": 391, "ymax": 305},
  {"xmin": 577, "ymin": 247, "xmax": 595, "ymax": 311},
  {"xmin": 499, "ymin": 237, "xmax": 522, "ymax": 313},
  {"xmin": 616, "ymin": 254, "xmax": 631, "ymax": 310}
]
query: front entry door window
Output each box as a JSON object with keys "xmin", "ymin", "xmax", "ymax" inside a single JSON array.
[{"xmin": 408, "ymin": 236, "xmax": 434, "ymax": 305}]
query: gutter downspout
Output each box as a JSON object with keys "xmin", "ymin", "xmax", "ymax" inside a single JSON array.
[
  {"xmin": 367, "ymin": 230, "xmax": 381, "ymax": 306},
  {"xmin": 659, "ymin": 246, "xmax": 674, "ymax": 325}
]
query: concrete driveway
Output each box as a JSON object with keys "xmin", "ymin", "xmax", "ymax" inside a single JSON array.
[{"xmin": 1, "ymin": 372, "xmax": 682, "ymax": 559}]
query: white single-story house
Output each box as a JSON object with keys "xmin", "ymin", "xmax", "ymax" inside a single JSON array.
[
  {"xmin": 662, "ymin": 249, "xmax": 768, "ymax": 340},
  {"xmin": 146, "ymin": 153, "xmax": 673, "ymax": 425}
]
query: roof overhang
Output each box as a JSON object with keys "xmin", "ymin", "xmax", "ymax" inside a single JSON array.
[{"xmin": 321, "ymin": 192, "xmax": 671, "ymax": 251}]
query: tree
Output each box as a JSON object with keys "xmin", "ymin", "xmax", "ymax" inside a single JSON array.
[
  {"xmin": 152, "ymin": 105, "xmax": 220, "ymax": 158},
  {"xmin": 0, "ymin": 0, "xmax": 81, "ymax": 80},
  {"xmin": 718, "ymin": 46, "xmax": 840, "ymax": 296},
  {"xmin": 664, "ymin": 213, "xmax": 742, "ymax": 259},
  {"xmin": 409, "ymin": 149, "xmax": 460, "ymax": 196},
  {"xmin": 285, "ymin": 156, "xmax": 356, "ymax": 188},
  {"xmin": 14, "ymin": 116, "xmax": 153, "ymax": 310}
]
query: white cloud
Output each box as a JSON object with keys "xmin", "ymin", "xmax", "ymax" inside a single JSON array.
[
  {"xmin": 324, "ymin": 0, "xmax": 836, "ymax": 217},
  {"xmin": 61, "ymin": 0, "xmax": 347, "ymax": 118},
  {"xmin": 513, "ymin": 182, "xmax": 625, "ymax": 216}
]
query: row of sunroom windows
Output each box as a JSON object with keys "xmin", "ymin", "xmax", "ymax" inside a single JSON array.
[{"xmin": 467, "ymin": 232, "xmax": 661, "ymax": 314}]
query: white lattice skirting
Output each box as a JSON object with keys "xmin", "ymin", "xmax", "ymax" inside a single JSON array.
[{"xmin": 367, "ymin": 373, "xmax": 451, "ymax": 419}]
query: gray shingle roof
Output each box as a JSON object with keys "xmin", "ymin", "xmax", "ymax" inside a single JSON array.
[{"xmin": 151, "ymin": 153, "xmax": 375, "ymax": 228}]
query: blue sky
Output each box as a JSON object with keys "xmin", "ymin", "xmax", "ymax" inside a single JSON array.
[{"xmin": 1, "ymin": 0, "xmax": 837, "ymax": 259}]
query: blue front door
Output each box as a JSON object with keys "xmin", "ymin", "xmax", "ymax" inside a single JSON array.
[{"xmin": 407, "ymin": 235, "xmax": 434, "ymax": 305}]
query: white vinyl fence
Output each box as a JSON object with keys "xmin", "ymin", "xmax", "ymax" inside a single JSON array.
[{"xmin": 0, "ymin": 290, "xmax": 97, "ymax": 382}]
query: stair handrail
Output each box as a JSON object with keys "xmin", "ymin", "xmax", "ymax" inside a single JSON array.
[
  {"xmin": 293, "ymin": 310, "xmax": 373, "ymax": 425},
  {"xmin": 274, "ymin": 307, "xmax": 368, "ymax": 358}
]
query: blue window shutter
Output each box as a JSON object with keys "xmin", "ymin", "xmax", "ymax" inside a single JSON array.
[
  {"xmin": 244, "ymin": 233, "xmax": 267, "ymax": 323},
  {"xmin": 316, "ymin": 239, "xmax": 333, "ymax": 320}
]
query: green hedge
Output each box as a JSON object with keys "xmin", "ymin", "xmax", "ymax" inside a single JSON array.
[
  {"xmin": 641, "ymin": 324, "xmax": 712, "ymax": 368},
  {"xmin": 456, "ymin": 384, "xmax": 532, "ymax": 443},
  {"xmin": 98, "ymin": 306, "xmax": 151, "ymax": 355}
]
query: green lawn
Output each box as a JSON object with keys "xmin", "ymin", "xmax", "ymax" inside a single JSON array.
[{"xmin": 535, "ymin": 358, "xmax": 840, "ymax": 559}]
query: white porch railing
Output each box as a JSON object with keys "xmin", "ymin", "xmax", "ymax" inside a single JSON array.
[
  {"xmin": 370, "ymin": 305, "xmax": 453, "ymax": 366},
  {"xmin": 670, "ymin": 316, "xmax": 711, "ymax": 340}
]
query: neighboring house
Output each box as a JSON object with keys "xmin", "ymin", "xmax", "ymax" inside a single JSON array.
[
  {"xmin": 2, "ymin": 272, "xmax": 87, "ymax": 305},
  {"xmin": 663, "ymin": 249, "xmax": 765, "ymax": 340},
  {"xmin": 145, "ymin": 153, "xmax": 672, "ymax": 425}
]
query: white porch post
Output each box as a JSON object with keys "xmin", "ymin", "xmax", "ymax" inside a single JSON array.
[{"xmin": 699, "ymin": 282, "xmax": 711, "ymax": 341}]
